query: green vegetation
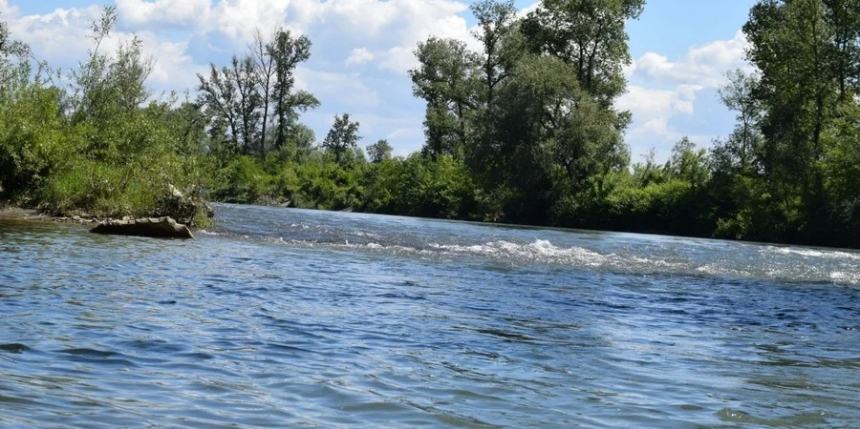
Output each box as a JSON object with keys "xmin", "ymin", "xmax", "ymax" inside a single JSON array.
[
  {"xmin": 0, "ymin": 7, "xmax": 212, "ymax": 224},
  {"xmin": 1, "ymin": 1, "xmax": 859, "ymax": 248}
]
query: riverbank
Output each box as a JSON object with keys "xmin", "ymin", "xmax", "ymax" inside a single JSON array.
[
  {"xmin": 0, "ymin": 205, "xmax": 97, "ymax": 225},
  {"xmin": 0, "ymin": 203, "xmax": 200, "ymax": 239}
]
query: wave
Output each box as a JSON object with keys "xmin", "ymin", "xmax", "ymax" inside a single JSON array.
[
  {"xmin": 429, "ymin": 239, "xmax": 608, "ymax": 266},
  {"xmin": 204, "ymin": 229, "xmax": 860, "ymax": 285},
  {"xmin": 765, "ymin": 246, "xmax": 860, "ymax": 261},
  {"xmin": 206, "ymin": 205, "xmax": 860, "ymax": 286}
]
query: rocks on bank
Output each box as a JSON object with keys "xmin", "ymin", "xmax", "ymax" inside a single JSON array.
[
  {"xmin": 87, "ymin": 185, "xmax": 213, "ymax": 239},
  {"xmin": 90, "ymin": 216, "xmax": 194, "ymax": 239}
]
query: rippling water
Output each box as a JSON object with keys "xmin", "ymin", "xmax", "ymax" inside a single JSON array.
[{"xmin": 1, "ymin": 204, "xmax": 858, "ymax": 428}]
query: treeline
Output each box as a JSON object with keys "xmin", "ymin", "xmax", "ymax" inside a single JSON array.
[{"xmin": 1, "ymin": 1, "xmax": 858, "ymax": 248}]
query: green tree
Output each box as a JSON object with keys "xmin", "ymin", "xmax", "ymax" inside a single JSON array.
[
  {"xmin": 197, "ymin": 63, "xmax": 241, "ymax": 154},
  {"xmin": 471, "ymin": 0, "xmax": 519, "ymax": 108},
  {"xmin": 250, "ymin": 28, "xmax": 278, "ymax": 156},
  {"xmin": 229, "ymin": 55, "xmax": 263, "ymax": 154},
  {"xmin": 521, "ymin": 0, "xmax": 645, "ymax": 104},
  {"xmin": 270, "ymin": 30, "xmax": 319, "ymax": 149},
  {"xmin": 667, "ymin": 137, "xmax": 708, "ymax": 187},
  {"xmin": 0, "ymin": 13, "xmax": 28, "ymax": 58},
  {"xmin": 409, "ymin": 37, "xmax": 479, "ymax": 158},
  {"xmin": 322, "ymin": 113, "xmax": 361, "ymax": 165},
  {"xmin": 742, "ymin": 0, "xmax": 855, "ymax": 243},
  {"xmin": 366, "ymin": 139, "xmax": 393, "ymax": 163}
]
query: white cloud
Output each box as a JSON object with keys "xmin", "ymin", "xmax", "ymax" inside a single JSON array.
[
  {"xmin": 346, "ymin": 47, "xmax": 374, "ymax": 66},
  {"xmin": 140, "ymin": 36, "xmax": 206, "ymax": 93},
  {"xmin": 618, "ymin": 85, "xmax": 699, "ymax": 159},
  {"xmin": 116, "ymin": 0, "xmax": 211, "ymax": 29},
  {"xmin": 631, "ymin": 31, "xmax": 751, "ymax": 88},
  {"xmin": 0, "ymin": 0, "xmax": 18, "ymax": 15},
  {"xmin": 622, "ymin": 31, "xmax": 752, "ymax": 159},
  {"xmin": 295, "ymin": 68, "xmax": 382, "ymax": 109},
  {"xmin": 619, "ymin": 84, "xmax": 701, "ymax": 120},
  {"xmin": 112, "ymin": 0, "xmax": 474, "ymax": 69}
]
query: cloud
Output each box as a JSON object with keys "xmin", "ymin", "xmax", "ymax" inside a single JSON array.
[
  {"xmin": 630, "ymin": 31, "xmax": 751, "ymax": 87},
  {"xmin": 0, "ymin": 0, "xmax": 18, "ymax": 15},
  {"xmin": 622, "ymin": 31, "xmax": 752, "ymax": 159},
  {"xmin": 116, "ymin": 0, "xmax": 211, "ymax": 29},
  {"xmin": 295, "ymin": 68, "xmax": 382, "ymax": 109},
  {"xmin": 618, "ymin": 85, "xmax": 699, "ymax": 158},
  {"xmin": 346, "ymin": 47, "xmax": 374, "ymax": 66}
]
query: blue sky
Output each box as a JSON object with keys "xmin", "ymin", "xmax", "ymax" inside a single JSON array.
[{"xmin": 2, "ymin": 0, "xmax": 757, "ymax": 162}]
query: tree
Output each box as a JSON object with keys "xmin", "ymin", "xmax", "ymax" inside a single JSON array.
[
  {"xmin": 521, "ymin": 0, "xmax": 645, "ymax": 105},
  {"xmin": 714, "ymin": 69, "xmax": 764, "ymax": 174},
  {"xmin": 322, "ymin": 113, "xmax": 361, "ymax": 165},
  {"xmin": 409, "ymin": 37, "xmax": 479, "ymax": 158},
  {"xmin": 198, "ymin": 28, "xmax": 319, "ymax": 159},
  {"xmin": 65, "ymin": 5, "xmax": 157, "ymax": 163},
  {"xmin": 229, "ymin": 55, "xmax": 262, "ymax": 154},
  {"xmin": 197, "ymin": 63, "xmax": 241, "ymax": 154},
  {"xmin": 250, "ymin": 28, "xmax": 278, "ymax": 156},
  {"xmin": 471, "ymin": 0, "xmax": 519, "ymax": 108},
  {"xmin": 270, "ymin": 30, "xmax": 319, "ymax": 149},
  {"xmin": 743, "ymin": 0, "xmax": 845, "ymax": 242},
  {"xmin": 667, "ymin": 137, "xmax": 708, "ymax": 187},
  {"xmin": 823, "ymin": 0, "xmax": 860, "ymax": 100},
  {"xmin": 366, "ymin": 139, "xmax": 393, "ymax": 163}
]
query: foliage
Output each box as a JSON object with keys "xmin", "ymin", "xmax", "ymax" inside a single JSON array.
[
  {"xmin": 366, "ymin": 139, "xmax": 393, "ymax": 163},
  {"xmin": 1, "ymin": 7, "xmax": 211, "ymax": 222},
  {"xmin": 196, "ymin": 27, "xmax": 319, "ymax": 159},
  {"xmin": 322, "ymin": 113, "xmax": 361, "ymax": 166}
]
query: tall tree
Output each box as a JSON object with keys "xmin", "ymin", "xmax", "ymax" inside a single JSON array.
[
  {"xmin": 250, "ymin": 28, "xmax": 278, "ymax": 157},
  {"xmin": 409, "ymin": 37, "xmax": 479, "ymax": 158},
  {"xmin": 322, "ymin": 113, "xmax": 361, "ymax": 165},
  {"xmin": 197, "ymin": 63, "xmax": 241, "ymax": 153},
  {"xmin": 366, "ymin": 139, "xmax": 393, "ymax": 163},
  {"xmin": 714, "ymin": 69, "xmax": 764, "ymax": 174},
  {"xmin": 229, "ymin": 55, "xmax": 262, "ymax": 154},
  {"xmin": 198, "ymin": 28, "xmax": 319, "ymax": 158},
  {"xmin": 270, "ymin": 30, "xmax": 319, "ymax": 149},
  {"xmin": 823, "ymin": 0, "xmax": 860, "ymax": 100},
  {"xmin": 471, "ymin": 0, "xmax": 519, "ymax": 108},
  {"xmin": 521, "ymin": 0, "xmax": 645, "ymax": 104},
  {"xmin": 744, "ymin": 0, "xmax": 837, "ymax": 229}
]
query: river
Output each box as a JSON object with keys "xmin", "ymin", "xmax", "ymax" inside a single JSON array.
[{"xmin": 1, "ymin": 204, "xmax": 858, "ymax": 428}]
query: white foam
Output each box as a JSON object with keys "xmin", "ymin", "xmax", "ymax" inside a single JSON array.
[
  {"xmin": 830, "ymin": 271, "xmax": 860, "ymax": 285},
  {"xmin": 767, "ymin": 246, "xmax": 860, "ymax": 261},
  {"xmin": 429, "ymin": 239, "xmax": 607, "ymax": 266}
]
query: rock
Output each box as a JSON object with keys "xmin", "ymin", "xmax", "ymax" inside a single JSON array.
[{"xmin": 90, "ymin": 216, "xmax": 194, "ymax": 239}]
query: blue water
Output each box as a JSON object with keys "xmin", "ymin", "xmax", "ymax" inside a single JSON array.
[{"xmin": 1, "ymin": 204, "xmax": 859, "ymax": 428}]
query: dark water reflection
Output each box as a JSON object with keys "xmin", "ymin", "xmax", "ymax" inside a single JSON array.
[{"xmin": 1, "ymin": 206, "xmax": 858, "ymax": 428}]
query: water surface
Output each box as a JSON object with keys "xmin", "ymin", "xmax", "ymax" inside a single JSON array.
[{"xmin": 1, "ymin": 205, "xmax": 858, "ymax": 428}]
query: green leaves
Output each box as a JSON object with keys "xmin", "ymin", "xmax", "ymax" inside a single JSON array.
[
  {"xmin": 366, "ymin": 139, "xmax": 393, "ymax": 164},
  {"xmin": 322, "ymin": 113, "xmax": 361, "ymax": 166},
  {"xmin": 197, "ymin": 28, "xmax": 318, "ymax": 159}
]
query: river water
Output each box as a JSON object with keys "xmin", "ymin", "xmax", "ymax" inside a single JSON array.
[{"xmin": 1, "ymin": 204, "xmax": 858, "ymax": 428}]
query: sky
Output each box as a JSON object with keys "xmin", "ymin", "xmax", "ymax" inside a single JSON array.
[{"xmin": 1, "ymin": 0, "xmax": 758, "ymax": 162}]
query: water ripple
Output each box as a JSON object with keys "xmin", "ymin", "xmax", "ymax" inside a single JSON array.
[{"xmin": 1, "ymin": 210, "xmax": 859, "ymax": 428}]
